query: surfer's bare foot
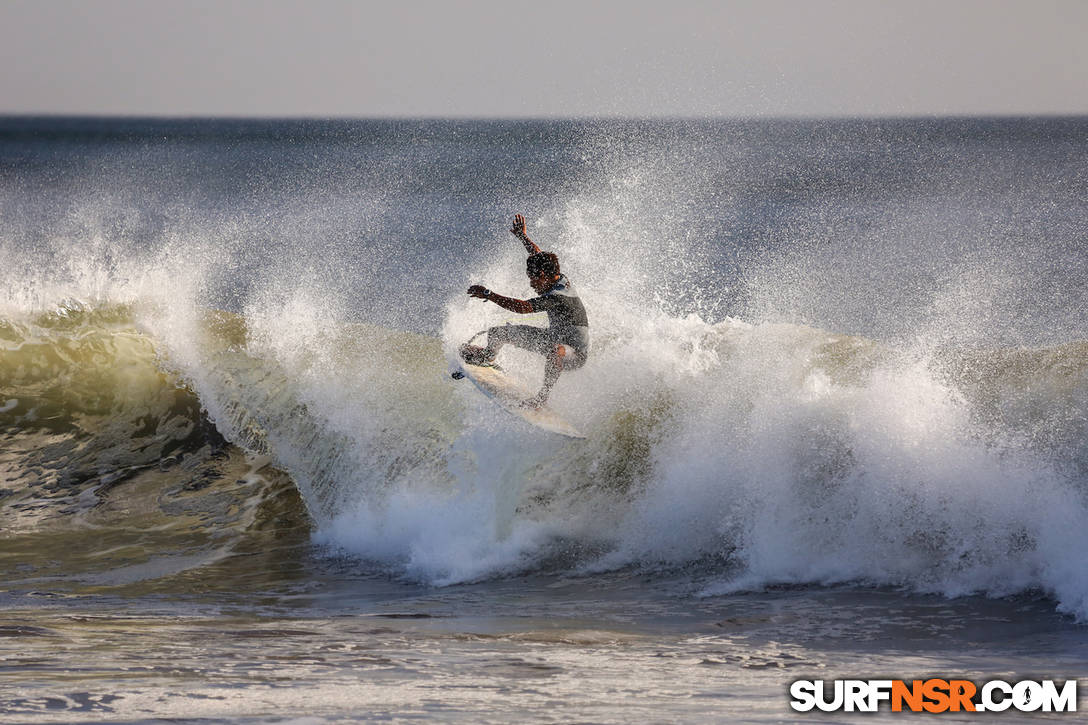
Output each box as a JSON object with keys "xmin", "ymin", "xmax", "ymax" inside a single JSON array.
[
  {"xmin": 460, "ymin": 344, "xmax": 495, "ymax": 366},
  {"xmin": 521, "ymin": 394, "xmax": 547, "ymax": 410}
]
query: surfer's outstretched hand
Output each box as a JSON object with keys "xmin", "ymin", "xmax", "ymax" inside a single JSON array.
[
  {"xmin": 510, "ymin": 214, "xmax": 528, "ymax": 238},
  {"xmin": 510, "ymin": 214, "xmax": 540, "ymax": 254},
  {"xmin": 467, "ymin": 285, "xmax": 490, "ymax": 299}
]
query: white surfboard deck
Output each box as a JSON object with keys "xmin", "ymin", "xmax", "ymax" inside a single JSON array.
[{"xmin": 456, "ymin": 362, "xmax": 585, "ymax": 439}]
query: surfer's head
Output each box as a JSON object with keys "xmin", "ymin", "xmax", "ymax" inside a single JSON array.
[{"xmin": 527, "ymin": 252, "xmax": 560, "ymax": 293}]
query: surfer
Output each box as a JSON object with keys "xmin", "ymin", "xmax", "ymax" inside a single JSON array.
[{"xmin": 464, "ymin": 214, "xmax": 589, "ymax": 408}]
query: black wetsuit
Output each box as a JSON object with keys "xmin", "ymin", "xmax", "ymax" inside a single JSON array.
[{"xmin": 483, "ymin": 274, "xmax": 590, "ymax": 369}]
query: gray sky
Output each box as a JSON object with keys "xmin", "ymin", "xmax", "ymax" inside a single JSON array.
[{"xmin": 2, "ymin": 0, "xmax": 1086, "ymax": 117}]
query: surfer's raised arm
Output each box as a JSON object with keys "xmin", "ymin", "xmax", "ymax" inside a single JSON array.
[
  {"xmin": 510, "ymin": 214, "xmax": 541, "ymax": 255},
  {"xmin": 467, "ymin": 285, "xmax": 533, "ymax": 314}
]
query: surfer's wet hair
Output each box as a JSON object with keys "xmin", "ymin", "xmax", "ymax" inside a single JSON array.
[{"xmin": 527, "ymin": 252, "xmax": 560, "ymax": 278}]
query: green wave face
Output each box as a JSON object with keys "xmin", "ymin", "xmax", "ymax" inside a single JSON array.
[
  {"xmin": 0, "ymin": 305, "xmax": 215, "ymax": 499},
  {"xmin": 0, "ymin": 304, "xmax": 309, "ymax": 595}
]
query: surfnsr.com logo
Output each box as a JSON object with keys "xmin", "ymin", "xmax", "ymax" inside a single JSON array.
[{"xmin": 790, "ymin": 679, "xmax": 1078, "ymax": 713}]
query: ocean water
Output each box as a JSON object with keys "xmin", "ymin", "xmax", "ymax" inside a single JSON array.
[{"xmin": 1, "ymin": 116, "xmax": 1087, "ymax": 722}]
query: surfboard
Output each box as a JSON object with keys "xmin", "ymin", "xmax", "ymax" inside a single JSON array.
[{"xmin": 453, "ymin": 362, "xmax": 585, "ymax": 439}]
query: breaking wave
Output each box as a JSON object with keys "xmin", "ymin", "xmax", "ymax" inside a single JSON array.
[{"xmin": 3, "ymin": 297, "xmax": 1087, "ymax": 618}]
